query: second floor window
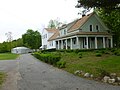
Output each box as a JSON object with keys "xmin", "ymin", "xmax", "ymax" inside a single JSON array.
[
  {"xmin": 64, "ymin": 29, "xmax": 66, "ymax": 35},
  {"xmin": 90, "ymin": 25, "xmax": 92, "ymax": 31},
  {"xmin": 96, "ymin": 25, "xmax": 99, "ymax": 32}
]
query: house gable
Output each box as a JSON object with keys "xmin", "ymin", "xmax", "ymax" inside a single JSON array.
[{"xmin": 81, "ymin": 13, "xmax": 109, "ymax": 32}]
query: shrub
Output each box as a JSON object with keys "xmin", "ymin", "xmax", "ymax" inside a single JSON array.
[
  {"xmin": 78, "ymin": 52, "xmax": 82, "ymax": 58},
  {"xmin": 111, "ymin": 48, "xmax": 116, "ymax": 52},
  {"xmin": 95, "ymin": 53, "xmax": 102, "ymax": 57},
  {"xmin": 95, "ymin": 50, "xmax": 100, "ymax": 53},
  {"xmin": 113, "ymin": 51, "xmax": 120, "ymax": 56},
  {"xmin": 33, "ymin": 52, "xmax": 61, "ymax": 65},
  {"xmin": 74, "ymin": 49, "xmax": 80, "ymax": 53},
  {"xmin": 57, "ymin": 61, "xmax": 66, "ymax": 68}
]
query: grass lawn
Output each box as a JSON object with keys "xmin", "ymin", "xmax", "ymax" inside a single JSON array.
[
  {"xmin": 0, "ymin": 72, "xmax": 6, "ymax": 86},
  {"xmin": 0, "ymin": 53, "xmax": 19, "ymax": 60},
  {"xmin": 60, "ymin": 51, "xmax": 120, "ymax": 77}
]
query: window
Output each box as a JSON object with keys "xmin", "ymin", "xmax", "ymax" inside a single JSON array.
[
  {"xmin": 60, "ymin": 31, "xmax": 62, "ymax": 36},
  {"xmin": 51, "ymin": 41, "xmax": 53, "ymax": 46},
  {"xmin": 46, "ymin": 34, "xmax": 47, "ymax": 38},
  {"xmin": 96, "ymin": 25, "xmax": 99, "ymax": 32},
  {"xmin": 90, "ymin": 25, "xmax": 93, "ymax": 31},
  {"xmin": 64, "ymin": 29, "xmax": 66, "ymax": 35}
]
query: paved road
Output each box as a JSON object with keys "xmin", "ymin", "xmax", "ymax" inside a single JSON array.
[{"xmin": 0, "ymin": 54, "xmax": 120, "ymax": 90}]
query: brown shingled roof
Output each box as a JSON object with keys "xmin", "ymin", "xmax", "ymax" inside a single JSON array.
[
  {"xmin": 48, "ymin": 30, "xmax": 59, "ymax": 41},
  {"xmin": 68, "ymin": 12, "xmax": 94, "ymax": 32}
]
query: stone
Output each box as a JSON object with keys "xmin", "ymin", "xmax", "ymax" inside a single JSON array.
[
  {"xmin": 90, "ymin": 74, "xmax": 94, "ymax": 78},
  {"xmin": 103, "ymin": 76, "xmax": 110, "ymax": 83},
  {"xmin": 110, "ymin": 73, "xmax": 117, "ymax": 78},
  {"xmin": 80, "ymin": 71, "xmax": 85, "ymax": 76},
  {"xmin": 108, "ymin": 79, "xmax": 115, "ymax": 84},
  {"xmin": 79, "ymin": 70, "xmax": 83, "ymax": 74},
  {"xmin": 84, "ymin": 73, "xmax": 90, "ymax": 78},
  {"xmin": 74, "ymin": 70, "xmax": 80, "ymax": 75},
  {"xmin": 117, "ymin": 77, "xmax": 120, "ymax": 82}
]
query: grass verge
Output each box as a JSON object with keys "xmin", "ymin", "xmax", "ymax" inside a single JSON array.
[
  {"xmin": 0, "ymin": 53, "xmax": 19, "ymax": 60},
  {"xmin": 0, "ymin": 72, "xmax": 6, "ymax": 86}
]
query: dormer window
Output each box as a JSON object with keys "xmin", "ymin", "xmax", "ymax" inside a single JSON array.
[
  {"xmin": 64, "ymin": 29, "xmax": 66, "ymax": 35},
  {"xmin": 96, "ymin": 25, "xmax": 99, "ymax": 32},
  {"xmin": 90, "ymin": 25, "xmax": 93, "ymax": 31}
]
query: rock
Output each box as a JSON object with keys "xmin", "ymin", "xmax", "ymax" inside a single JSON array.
[
  {"xmin": 103, "ymin": 76, "xmax": 110, "ymax": 83},
  {"xmin": 84, "ymin": 73, "xmax": 90, "ymax": 78},
  {"xmin": 90, "ymin": 74, "xmax": 94, "ymax": 78},
  {"xmin": 81, "ymin": 71, "xmax": 85, "ymax": 76},
  {"xmin": 108, "ymin": 79, "xmax": 115, "ymax": 84},
  {"xmin": 110, "ymin": 73, "xmax": 117, "ymax": 78},
  {"xmin": 74, "ymin": 70, "xmax": 80, "ymax": 75},
  {"xmin": 117, "ymin": 77, "xmax": 120, "ymax": 82},
  {"xmin": 79, "ymin": 70, "xmax": 83, "ymax": 74}
]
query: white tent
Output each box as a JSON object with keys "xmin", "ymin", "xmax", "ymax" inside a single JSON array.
[{"xmin": 11, "ymin": 47, "xmax": 32, "ymax": 54}]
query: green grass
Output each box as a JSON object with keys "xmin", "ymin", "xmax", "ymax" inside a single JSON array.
[
  {"xmin": 0, "ymin": 72, "xmax": 6, "ymax": 86},
  {"xmin": 0, "ymin": 53, "xmax": 19, "ymax": 60},
  {"xmin": 46, "ymin": 50, "xmax": 120, "ymax": 77}
]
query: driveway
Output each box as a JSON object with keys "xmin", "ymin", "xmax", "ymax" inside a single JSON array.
[{"xmin": 0, "ymin": 54, "xmax": 120, "ymax": 90}]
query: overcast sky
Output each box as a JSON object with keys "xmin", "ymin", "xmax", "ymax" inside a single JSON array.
[{"xmin": 0, "ymin": 0, "xmax": 82, "ymax": 43}]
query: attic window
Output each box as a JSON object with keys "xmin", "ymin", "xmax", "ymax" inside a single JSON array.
[
  {"xmin": 90, "ymin": 25, "xmax": 93, "ymax": 31},
  {"xmin": 96, "ymin": 25, "xmax": 99, "ymax": 32}
]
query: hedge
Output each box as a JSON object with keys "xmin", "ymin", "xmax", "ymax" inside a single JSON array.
[{"xmin": 33, "ymin": 52, "xmax": 61, "ymax": 65}]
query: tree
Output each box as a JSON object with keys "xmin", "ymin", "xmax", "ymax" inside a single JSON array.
[
  {"xmin": 96, "ymin": 9, "xmax": 120, "ymax": 47},
  {"xmin": 76, "ymin": 0, "xmax": 120, "ymax": 12},
  {"xmin": 22, "ymin": 29, "xmax": 41, "ymax": 49},
  {"xmin": 48, "ymin": 19, "xmax": 62, "ymax": 29},
  {"xmin": 5, "ymin": 32, "xmax": 13, "ymax": 51},
  {"xmin": 12, "ymin": 38, "xmax": 23, "ymax": 48}
]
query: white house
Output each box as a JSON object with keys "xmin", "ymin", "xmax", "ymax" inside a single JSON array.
[
  {"xmin": 41, "ymin": 28, "xmax": 59, "ymax": 50},
  {"xmin": 42, "ymin": 12, "xmax": 113, "ymax": 50}
]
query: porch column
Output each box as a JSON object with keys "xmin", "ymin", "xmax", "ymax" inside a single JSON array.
[
  {"xmin": 95, "ymin": 37, "xmax": 97, "ymax": 49},
  {"xmin": 111, "ymin": 37, "xmax": 113, "ymax": 48},
  {"xmin": 61, "ymin": 40, "xmax": 63, "ymax": 49},
  {"xmin": 58, "ymin": 40, "xmax": 60, "ymax": 50},
  {"xmin": 103, "ymin": 37, "xmax": 105, "ymax": 48},
  {"xmin": 70, "ymin": 38, "xmax": 72, "ymax": 49},
  {"xmin": 106, "ymin": 38, "xmax": 108, "ymax": 48},
  {"xmin": 86, "ymin": 37, "xmax": 89, "ymax": 49},
  {"xmin": 76, "ymin": 37, "xmax": 79, "ymax": 49},
  {"xmin": 66, "ymin": 39, "xmax": 68, "ymax": 49}
]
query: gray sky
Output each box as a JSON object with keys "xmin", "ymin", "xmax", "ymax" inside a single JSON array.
[{"xmin": 0, "ymin": 0, "xmax": 81, "ymax": 43}]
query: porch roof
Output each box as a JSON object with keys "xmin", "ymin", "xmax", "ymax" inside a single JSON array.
[{"xmin": 55, "ymin": 32, "xmax": 112, "ymax": 40}]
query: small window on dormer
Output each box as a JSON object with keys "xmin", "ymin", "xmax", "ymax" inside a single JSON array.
[
  {"xmin": 96, "ymin": 25, "xmax": 99, "ymax": 32},
  {"xmin": 64, "ymin": 29, "xmax": 66, "ymax": 35},
  {"xmin": 90, "ymin": 25, "xmax": 92, "ymax": 31}
]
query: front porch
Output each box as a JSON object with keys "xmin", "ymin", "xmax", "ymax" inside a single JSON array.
[{"xmin": 55, "ymin": 36, "xmax": 113, "ymax": 50}]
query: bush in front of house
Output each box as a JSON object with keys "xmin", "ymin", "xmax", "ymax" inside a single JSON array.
[
  {"xmin": 95, "ymin": 53, "xmax": 102, "ymax": 57},
  {"xmin": 57, "ymin": 61, "xmax": 66, "ymax": 68},
  {"xmin": 113, "ymin": 49, "xmax": 120, "ymax": 56},
  {"xmin": 78, "ymin": 52, "xmax": 82, "ymax": 58},
  {"xmin": 33, "ymin": 52, "xmax": 61, "ymax": 66}
]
